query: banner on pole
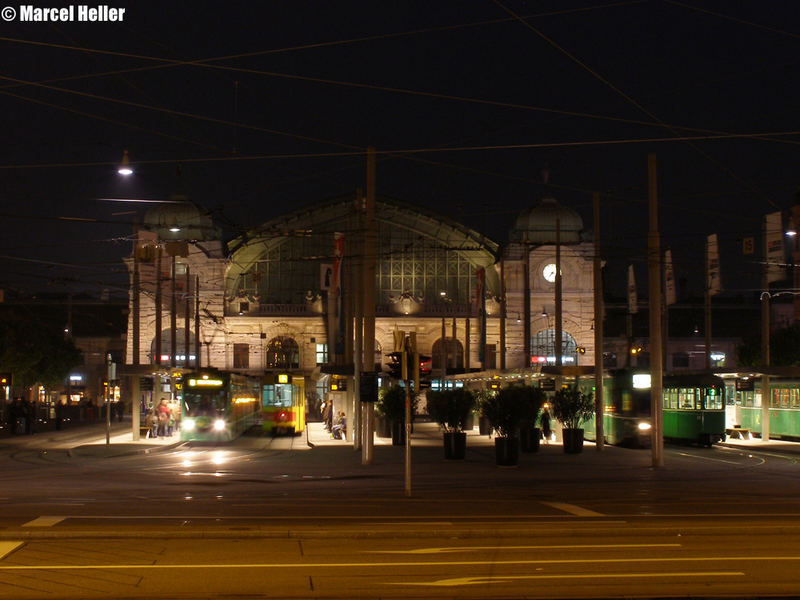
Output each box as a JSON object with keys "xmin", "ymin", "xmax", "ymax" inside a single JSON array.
[
  {"xmin": 706, "ymin": 234, "xmax": 722, "ymax": 295},
  {"xmin": 765, "ymin": 212, "xmax": 785, "ymax": 283},
  {"xmin": 627, "ymin": 264, "xmax": 638, "ymax": 314},
  {"xmin": 664, "ymin": 249, "xmax": 676, "ymax": 306}
]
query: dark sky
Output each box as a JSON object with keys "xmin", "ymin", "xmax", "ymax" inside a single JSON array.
[{"xmin": 1, "ymin": 0, "xmax": 798, "ymax": 300}]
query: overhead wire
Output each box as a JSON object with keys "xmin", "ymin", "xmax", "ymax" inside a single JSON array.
[{"xmin": 492, "ymin": 0, "xmax": 784, "ymax": 209}]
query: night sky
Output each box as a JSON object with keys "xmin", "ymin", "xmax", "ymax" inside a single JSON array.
[{"xmin": 1, "ymin": 1, "xmax": 797, "ymax": 301}]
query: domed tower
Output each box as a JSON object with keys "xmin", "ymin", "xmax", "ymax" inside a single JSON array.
[
  {"xmin": 510, "ymin": 197, "xmax": 584, "ymax": 245},
  {"xmin": 504, "ymin": 193, "xmax": 594, "ymax": 370},
  {"xmin": 142, "ymin": 194, "xmax": 219, "ymax": 242}
]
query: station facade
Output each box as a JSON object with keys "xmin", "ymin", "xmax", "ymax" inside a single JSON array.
[{"xmin": 124, "ymin": 192, "xmax": 597, "ymax": 413}]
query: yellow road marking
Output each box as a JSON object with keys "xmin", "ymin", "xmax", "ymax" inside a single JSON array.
[
  {"xmin": 0, "ymin": 542, "xmax": 22, "ymax": 560},
  {"xmin": 542, "ymin": 501, "xmax": 604, "ymax": 516},
  {"xmin": 22, "ymin": 516, "xmax": 65, "ymax": 528},
  {"xmin": 394, "ymin": 571, "xmax": 745, "ymax": 586},
  {"xmin": 368, "ymin": 543, "xmax": 681, "ymax": 554},
  {"xmin": 0, "ymin": 556, "xmax": 793, "ymax": 570}
]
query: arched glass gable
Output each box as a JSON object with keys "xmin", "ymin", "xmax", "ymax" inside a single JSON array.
[
  {"xmin": 531, "ymin": 329, "xmax": 578, "ymax": 365},
  {"xmin": 226, "ymin": 196, "xmax": 499, "ymax": 311}
]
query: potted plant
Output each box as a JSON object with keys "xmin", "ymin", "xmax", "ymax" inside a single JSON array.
[
  {"xmin": 516, "ymin": 385, "xmax": 546, "ymax": 453},
  {"xmin": 426, "ymin": 388, "xmax": 476, "ymax": 459},
  {"xmin": 475, "ymin": 389, "xmax": 494, "ymax": 435},
  {"xmin": 373, "ymin": 396, "xmax": 392, "ymax": 438},
  {"xmin": 480, "ymin": 386, "xmax": 526, "ymax": 466},
  {"xmin": 376, "ymin": 386, "xmax": 415, "ymax": 446},
  {"xmin": 551, "ymin": 384, "xmax": 594, "ymax": 453}
]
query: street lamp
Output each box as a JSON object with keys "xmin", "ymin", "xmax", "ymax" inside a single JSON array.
[{"xmin": 117, "ymin": 149, "xmax": 133, "ymax": 176}]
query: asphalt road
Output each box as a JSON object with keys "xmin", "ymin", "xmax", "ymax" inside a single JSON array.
[{"xmin": 1, "ymin": 422, "xmax": 800, "ymax": 599}]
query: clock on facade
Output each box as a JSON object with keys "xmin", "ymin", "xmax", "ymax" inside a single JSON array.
[{"xmin": 542, "ymin": 263, "xmax": 557, "ymax": 283}]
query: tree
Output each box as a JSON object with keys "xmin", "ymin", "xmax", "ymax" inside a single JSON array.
[
  {"xmin": 0, "ymin": 308, "xmax": 82, "ymax": 389},
  {"xmin": 736, "ymin": 324, "xmax": 800, "ymax": 367},
  {"xmin": 551, "ymin": 385, "xmax": 594, "ymax": 430}
]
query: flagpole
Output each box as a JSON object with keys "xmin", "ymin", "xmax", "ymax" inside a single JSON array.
[{"xmin": 705, "ymin": 237, "xmax": 712, "ymax": 370}]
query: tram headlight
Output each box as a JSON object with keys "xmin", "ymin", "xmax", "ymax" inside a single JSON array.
[
  {"xmin": 182, "ymin": 418, "xmax": 195, "ymax": 431},
  {"xmin": 637, "ymin": 421, "xmax": 652, "ymax": 431},
  {"xmin": 213, "ymin": 419, "xmax": 226, "ymax": 431}
]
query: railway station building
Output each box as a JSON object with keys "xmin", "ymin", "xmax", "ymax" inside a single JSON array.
[{"xmin": 124, "ymin": 191, "xmax": 598, "ymax": 416}]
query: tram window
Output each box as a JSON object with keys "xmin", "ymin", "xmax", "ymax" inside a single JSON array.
[
  {"xmin": 754, "ymin": 391, "xmax": 762, "ymax": 408},
  {"xmin": 263, "ymin": 384, "xmax": 291, "ymax": 408},
  {"xmin": 663, "ymin": 389, "xmax": 678, "ymax": 410},
  {"xmin": 704, "ymin": 388, "xmax": 723, "ymax": 410},
  {"xmin": 771, "ymin": 389, "xmax": 784, "ymax": 409},
  {"xmin": 679, "ymin": 388, "xmax": 696, "ymax": 410},
  {"xmin": 792, "ymin": 389, "xmax": 800, "ymax": 409},
  {"xmin": 621, "ymin": 391, "xmax": 632, "ymax": 413}
]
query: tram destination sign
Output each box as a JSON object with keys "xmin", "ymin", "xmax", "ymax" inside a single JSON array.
[{"xmin": 540, "ymin": 378, "xmax": 556, "ymax": 391}]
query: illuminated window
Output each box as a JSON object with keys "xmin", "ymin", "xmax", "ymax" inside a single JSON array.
[
  {"xmin": 233, "ymin": 343, "xmax": 249, "ymax": 369},
  {"xmin": 316, "ymin": 343, "xmax": 328, "ymax": 366},
  {"xmin": 267, "ymin": 336, "xmax": 299, "ymax": 369}
]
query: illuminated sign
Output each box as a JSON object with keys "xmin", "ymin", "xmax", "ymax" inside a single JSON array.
[
  {"xmin": 188, "ymin": 378, "xmax": 223, "ymax": 387},
  {"xmin": 277, "ymin": 374, "xmax": 289, "ymax": 384},
  {"xmin": 632, "ymin": 374, "xmax": 651, "ymax": 389}
]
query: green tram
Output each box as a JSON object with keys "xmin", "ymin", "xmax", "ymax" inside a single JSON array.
[
  {"xmin": 729, "ymin": 377, "xmax": 800, "ymax": 439},
  {"xmin": 583, "ymin": 370, "xmax": 726, "ymax": 447},
  {"xmin": 179, "ymin": 369, "xmax": 261, "ymax": 442}
]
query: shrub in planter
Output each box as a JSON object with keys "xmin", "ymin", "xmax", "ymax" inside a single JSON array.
[
  {"xmin": 426, "ymin": 388, "xmax": 476, "ymax": 459},
  {"xmin": 377, "ymin": 386, "xmax": 417, "ymax": 446},
  {"xmin": 551, "ymin": 384, "xmax": 594, "ymax": 454},
  {"xmin": 480, "ymin": 386, "xmax": 527, "ymax": 465},
  {"xmin": 515, "ymin": 385, "xmax": 546, "ymax": 452},
  {"xmin": 475, "ymin": 390, "xmax": 494, "ymax": 435}
]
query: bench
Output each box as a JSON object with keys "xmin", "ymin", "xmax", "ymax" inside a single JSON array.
[{"xmin": 726, "ymin": 427, "xmax": 752, "ymax": 440}]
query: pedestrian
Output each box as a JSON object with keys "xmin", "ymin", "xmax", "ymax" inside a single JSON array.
[
  {"xmin": 540, "ymin": 407, "xmax": 552, "ymax": 444},
  {"xmin": 22, "ymin": 397, "xmax": 34, "ymax": 435},
  {"xmin": 8, "ymin": 397, "xmax": 23, "ymax": 435},
  {"xmin": 321, "ymin": 398, "xmax": 332, "ymax": 431},
  {"xmin": 146, "ymin": 409, "xmax": 158, "ymax": 438},
  {"xmin": 155, "ymin": 398, "xmax": 170, "ymax": 436},
  {"xmin": 55, "ymin": 398, "xmax": 66, "ymax": 430}
]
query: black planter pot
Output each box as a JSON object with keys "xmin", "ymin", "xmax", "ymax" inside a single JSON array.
[
  {"xmin": 520, "ymin": 427, "xmax": 541, "ymax": 453},
  {"xmin": 375, "ymin": 416, "xmax": 392, "ymax": 438},
  {"xmin": 562, "ymin": 428, "xmax": 584, "ymax": 454},
  {"xmin": 391, "ymin": 420, "xmax": 405, "ymax": 446},
  {"xmin": 494, "ymin": 436, "xmax": 519, "ymax": 466},
  {"xmin": 443, "ymin": 431, "xmax": 467, "ymax": 460},
  {"xmin": 478, "ymin": 416, "xmax": 492, "ymax": 436},
  {"xmin": 463, "ymin": 413, "xmax": 475, "ymax": 431}
]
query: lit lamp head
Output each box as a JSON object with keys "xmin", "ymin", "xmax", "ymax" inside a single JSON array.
[{"xmin": 117, "ymin": 149, "xmax": 133, "ymax": 176}]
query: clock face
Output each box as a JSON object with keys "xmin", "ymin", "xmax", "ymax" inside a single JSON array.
[{"xmin": 542, "ymin": 263, "xmax": 557, "ymax": 283}]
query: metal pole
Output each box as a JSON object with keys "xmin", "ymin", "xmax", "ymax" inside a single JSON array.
[
  {"xmin": 761, "ymin": 220, "xmax": 771, "ymax": 441},
  {"xmin": 132, "ymin": 218, "xmax": 140, "ymax": 366},
  {"xmin": 362, "ymin": 147, "xmax": 377, "ymax": 463},
  {"xmin": 500, "ymin": 258, "xmax": 506, "ymax": 370},
  {"xmin": 170, "ymin": 255, "xmax": 177, "ymax": 368},
  {"xmin": 195, "ymin": 275, "xmax": 200, "ymax": 368},
  {"xmin": 648, "ymin": 153, "xmax": 664, "ymax": 467},
  {"xmin": 155, "ymin": 246, "xmax": 162, "ymax": 367},
  {"xmin": 555, "ymin": 218, "xmax": 562, "ymax": 366},
  {"xmin": 593, "ymin": 192, "xmax": 604, "ymax": 450},
  {"xmin": 705, "ymin": 241, "xmax": 712, "ymax": 370},
  {"xmin": 523, "ymin": 244, "xmax": 531, "ymax": 365},
  {"xmin": 105, "ymin": 353, "xmax": 111, "ymax": 446},
  {"xmin": 404, "ymin": 337, "xmax": 411, "ymax": 497},
  {"xmin": 184, "ymin": 266, "xmax": 191, "ymax": 369}
]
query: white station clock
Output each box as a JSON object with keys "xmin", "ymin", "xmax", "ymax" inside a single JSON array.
[{"xmin": 542, "ymin": 263, "xmax": 557, "ymax": 283}]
